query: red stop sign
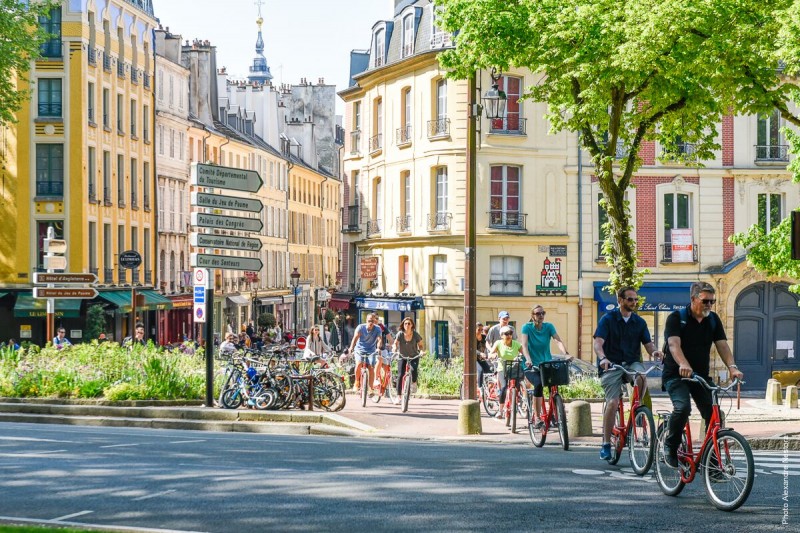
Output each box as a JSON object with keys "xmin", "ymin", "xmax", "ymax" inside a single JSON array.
[{"xmin": 296, "ymin": 336, "xmax": 306, "ymax": 350}]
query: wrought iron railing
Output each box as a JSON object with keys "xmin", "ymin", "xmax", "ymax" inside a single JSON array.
[
  {"xmin": 755, "ymin": 144, "xmax": 789, "ymax": 162},
  {"xmin": 38, "ymin": 102, "xmax": 62, "ymax": 117},
  {"xmin": 131, "ymin": 268, "xmax": 140, "ymax": 284},
  {"xmin": 104, "ymin": 186, "xmax": 112, "ymax": 205},
  {"xmin": 350, "ymin": 130, "xmax": 361, "ymax": 155},
  {"xmin": 118, "ymin": 267, "xmax": 128, "ymax": 284},
  {"xmin": 396, "ymin": 214, "xmax": 412, "ymax": 233},
  {"xmin": 431, "ymin": 278, "xmax": 447, "ymax": 293},
  {"xmin": 88, "ymin": 47, "xmax": 96, "ymax": 65},
  {"xmin": 427, "ymin": 118, "xmax": 450, "ymax": 138},
  {"xmin": 488, "ymin": 211, "xmax": 527, "ymax": 230},
  {"xmin": 144, "ymin": 270, "xmax": 152, "ymax": 285},
  {"xmin": 489, "ymin": 118, "xmax": 527, "ymax": 135},
  {"xmin": 117, "ymin": 62, "xmax": 125, "ymax": 78},
  {"xmin": 396, "ymin": 125, "xmax": 412, "ymax": 145},
  {"xmin": 366, "ymin": 219, "xmax": 381, "ymax": 237},
  {"xmin": 661, "ymin": 242, "xmax": 698, "ymax": 263},
  {"xmin": 88, "ymin": 183, "xmax": 97, "ymax": 203},
  {"xmin": 40, "ymin": 39, "xmax": 62, "ymax": 58},
  {"xmin": 430, "ymin": 32, "xmax": 452, "ymax": 48},
  {"xmin": 36, "ymin": 181, "xmax": 63, "ymax": 196},
  {"xmin": 104, "ymin": 268, "xmax": 114, "ymax": 283},
  {"xmin": 369, "ymin": 133, "xmax": 383, "ymax": 153},
  {"xmin": 103, "ymin": 54, "xmax": 111, "ymax": 72},
  {"xmin": 143, "ymin": 194, "xmax": 150, "ymax": 211},
  {"xmin": 130, "ymin": 69, "xmax": 139, "ymax": 84},
  {"xmin": 131, "ymin": 192, "xmax": 138, "ymax": 209},
  {"xmin": 427, "ymin": 212, "xmax": 452, "ymax": 232},
  {"xmin": 596, "ymin": 241, "xmax": 607, "ymax": 261},
  {"xmin": 489, "ymin": 278, "xmax": 523, "ymax": 295},
  {"xmin": 144, "ymin": 73, "xmax": 151, "ymax": 89}
]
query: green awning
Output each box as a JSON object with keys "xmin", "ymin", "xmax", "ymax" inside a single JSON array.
[
  {"xmin": 98, "ymin": 291, "xmax": 133, "ymax": 313},
  {"xmin": 14, "ymin": 293, "xmax": 82, "ymax": 318},
  {"xmin": 0, "ymin": 292, "xmax": 9, "ymax": 299},
  {"xmin": 138, "ymin": 289, "xmax": 173, "ymax": 311}
]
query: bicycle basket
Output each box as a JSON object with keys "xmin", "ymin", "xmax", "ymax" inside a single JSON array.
[
  {"xmin": 539, "ymin": 360, "xmax": 570, "ymax": 387},
  {"xmin": 503, "ymin": 359, "xmax": 525, "ymax": 381}
]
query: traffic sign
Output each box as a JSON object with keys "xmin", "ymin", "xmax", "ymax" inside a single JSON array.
[
  {"xmin": 193, "ymin": 268, "xmax": 211, "ymax": 288},
  {"xmin": 190, "ymin": 162, "xmax": 263, "ymax": 193},
  {"xmin": 34, "ymin": 272, "xmax": 98, "ymax": 285},
  {"xmin": 190, "ymin": 232, "xmax": 263, "ymax": 252},
  {"xmin": 43, "ymin": 239, "xmax": 67, "ymax": 254},
  {"xmin": 43, "ymin": 256, "xmax": 67, "ymax": 270},
  {"xmin": 191, "ymin": 212, "xmax": 263, "ymax": 233},
  {"xmin": 190, "ymin": 253, "xmax": 263, "ymax": 272},
  {"xmin": 119, "ymin": 250, "xmax": 142, "ymax": 269},
  {"xmin": 191, "ymin": 192, "xmax": 263, "ymax": 213},
  {"xmin": 33, "ymin": 287, "xmax": 98, "ymax": 299},
  {"xmin": 296, "ymin": 336, "xmax": 306, "ymax": 350},
  {"xmin": 193, "ymin": 285, "xmax": 207, "ymax": 323}
]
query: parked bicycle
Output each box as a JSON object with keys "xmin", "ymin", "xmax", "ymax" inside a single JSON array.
[
  {"xmin": 655, "ymin": 375, "xmax": 754, "ymax": 512},
  {"xmin": 526, "ymin": 360, "xmax": 570, "ymax": 451},
  {"xmin": 603, "ymin": 363, "xmax": 659, "ymax": 474}
]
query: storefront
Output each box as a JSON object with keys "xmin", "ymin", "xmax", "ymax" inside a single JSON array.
[
  {"xmin": 354, "ymin": 296, "xmax": 425, "ymax": 332},
  {"xmin": 158, "ymin": 294, "xmax": 193, "ymax": 345},
  {"xmin": 11, "ymin": 292, "xmax": 83, "ymax": 346}
]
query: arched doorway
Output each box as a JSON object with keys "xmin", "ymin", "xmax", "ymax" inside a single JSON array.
[{"xmin": 734, "ymin": 282, "xmax": 800, "ymax": 389}]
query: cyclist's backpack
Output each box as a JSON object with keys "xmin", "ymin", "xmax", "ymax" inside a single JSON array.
[{"xmin": 661, "ymin": 307, "xmax": 716, "ymax": 354}]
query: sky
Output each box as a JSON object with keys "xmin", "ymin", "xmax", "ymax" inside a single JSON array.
[{"xmin": 152, "ymin": 0, "xmax": 394, "ymax": 115}]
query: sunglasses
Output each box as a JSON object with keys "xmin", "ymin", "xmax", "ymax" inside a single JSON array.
[
  {"xmin": 502, "ymin": 332, "xmax": 513, "ymax": 336},
  {"xmin": 622, "ymin": 297, "xmax": 637, "ymax": 302},
  {"xmin": 534, "ymin": 312, "xmax": 546, "ymax": 316},
  {"xmin": 700, "ymin": 299, "xmax": 716, "ymax": 305}
]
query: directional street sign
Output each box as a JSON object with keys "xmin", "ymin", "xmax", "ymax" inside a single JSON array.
[
  {"xmin": 191, "ymin": 192, "xmax": 263, "ymax": 213},
  {"xmin": 43, "ymin": 239, "xmax": 67, "ymax": 254},
  {"xmin": 43, "ymin": 256, "xmax": 67, "ymax": 271},
  {"xmin": 33, "ymin": 287, "xmax": 99, "ymax": 299},
  {"xmin": 190, "ymin": 253, "xmax": 263, "ymax": 272},
  {"xmin": 190, "ymin": 232, "xmax": 263, "ymax": 252},
  {"xmin": 191, "ymin": 212, "xmax": 263, "ymax": 233},
  {"xmin": 33, "ymin": 272, "xmax": 98, "ymax": 285},
  {"xmin": 190, "ymin": 162, "xmax": 263, "ymax": 193}
]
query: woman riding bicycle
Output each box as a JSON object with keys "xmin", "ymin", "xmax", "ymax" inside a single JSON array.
[
  {"xmin": 520, "ymin": 305, "xmax": 571, "ymax": 428},
  {"xmin": 489, "ymin": 325, "xmax": 523, "ymax": 419},
  {"xmin": 393, "ymin": 317, "xmax": 424, "ymax": 403}
]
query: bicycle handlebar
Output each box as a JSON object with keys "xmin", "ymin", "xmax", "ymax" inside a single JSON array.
[
  {"xmin": 392, "ymin": 351, "xmax": 425, "ymax": 361},
  {"xmin": 608, "ymin": 363, "xmax": 662, "ymax": 377},
  {"xmin": 682, "ymin": 373, "xmax": 743, "ymax": 392}
]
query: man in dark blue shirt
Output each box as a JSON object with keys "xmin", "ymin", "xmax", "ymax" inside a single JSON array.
[{"xmin": 593, "ymin": 286, "xmax": 661, "ymax": 461}]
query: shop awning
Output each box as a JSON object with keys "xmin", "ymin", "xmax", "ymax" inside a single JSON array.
[
  {"xmin": 0, "ymin": 292, "xmax": 10, "ymax": 299},
  {"xmin": 98, "ymin": 291, "xmax": 133, "ymax": 313},
  {"xmin": 594, "ymin": 282, "xmax": 693, "ymax": 314},
  {"xmin": 227, "ymin": 295, "xmax": 250, "ymax": 306},
  {"xmin": 355, "ymin": 297, "xmax": 424, "ymax": 312},
  {"xmin": 169, "ymin": 295, "xmax": 194, "ymax": 309},
  {"xmin": 138, "ymin": 290, "xmax": 173, "ymax": 311},
  {"xmin": 328, "ymin": 297, "xmax": 352, "ymax": 311},
  {"xmin": 14, "ymin": 293, "xmax": 82, "ymax": 318},
  {"xmin": 256, "ymin": 296, "xmax": 283, "ymax": 305}
]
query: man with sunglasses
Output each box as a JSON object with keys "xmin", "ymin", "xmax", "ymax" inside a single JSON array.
[
  {"xmin": 594, "ymin": 286, "xmax": 662, "ymax": 461},
  {"xmin": 662, "ymin": 282, "xmax": 743, "ymax": 468}
]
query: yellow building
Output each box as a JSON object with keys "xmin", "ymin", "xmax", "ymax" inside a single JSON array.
[{"xmin": 0, "ymin": 0, "xmax": 161, "ymax": 345}]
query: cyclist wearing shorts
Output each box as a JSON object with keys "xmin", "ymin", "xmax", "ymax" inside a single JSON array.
[
  {"xmin": 374, "ymin": 320, "xmax": 395, "ymax": 392},
  {"xmin": 347, "ymin": 313, "xmax": 384, "ymax": 392},
  {"xmin": 520, "ymin": 305, "xmax": 570, "ymax": 428},
  {"xmin": 489, "ymin": 325, "xmax": 523, "ymax": 419}
]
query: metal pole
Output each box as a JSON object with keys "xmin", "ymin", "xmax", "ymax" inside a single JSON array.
[
  {"xmin": 130, "ymin": 286, "xmax": 136, "ymax": 339},
  {"xmin": 204, "ymin": 273, "xmax": 215, "ymax": 407},
  {"xmin": 45, "ymin": 227, "xmax": 55, "ymax": 345},
  {"xmin": 463, "ymin": 73, "xmax": 478, "ymax": 401}
]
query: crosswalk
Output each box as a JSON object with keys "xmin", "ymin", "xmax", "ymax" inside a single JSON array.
[{"xmin": 753, "ymin": 450, "xmax": 800, "ymax": 476}]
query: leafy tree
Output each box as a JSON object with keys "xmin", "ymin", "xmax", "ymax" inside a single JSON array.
[
  {"xmin": 436, "ymin": 0, "xmax": 796, "ymax": 292},
  {"xmin": 257, "ymin": 312, "xmax": 276, "ymax": 330},
  {"xmin": 84, "ymin": 304, "xmax": 106, "ymax": 341},
  {"xmin": 0, "ymin": 0, "xmax": 57, "ymax": 126}
]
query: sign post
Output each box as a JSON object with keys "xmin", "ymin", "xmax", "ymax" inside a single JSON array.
[
  {"xmin": 42, "ymin": 227, "xmax": 66, "ymax": 343},
  {"xmin": 119, "ymin": 250, "xmax": 142, "ymax": 337}
]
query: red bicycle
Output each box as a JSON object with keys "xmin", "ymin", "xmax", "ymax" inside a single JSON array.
[
  {"xmin": 500, "ymin": 357, "xmax": 529, "ymax": 433},
  {"xmin": 526, "ymin": 360, "xmax": 569, "ymax": 451},
  {"xmin": 655, "ymin": 375, "xmax": 754, "ymax": 511}
]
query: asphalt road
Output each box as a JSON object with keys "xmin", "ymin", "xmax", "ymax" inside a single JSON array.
[{"xmin": 0, "ymin": 422, "xmax": 796, "ymax": 532}]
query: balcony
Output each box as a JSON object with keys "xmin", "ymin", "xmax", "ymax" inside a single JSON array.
[
  {"xmin": 131, "ymin": 268, "xmax": 140, "ymax": 284},
  {"xmin": 755, "ymin": 144, "xmax": 789, "ymax": 163},
  {"xmin": 104, "ymin": 186, "xmax": 112, "ymax": 206},
  {"xmin": 488, "ymin": 211, "xmax": 527, "ymax": 231},
  {"xmin": 144, "ymin": 73, "xmax": 151, "ymax": 89},
  {"xmin": 131, "ymin": 69, "xmax": 139, "ymax": 84},
  {"xmin": 396, "ymin": 125, "xmax": 412, "ymax": 146},
  {"xmin": 103, "ymin": 54, "xmax": 111, "ymax": 72},
  {"xmin": 661, "ymin": 142, "xmax": 697, "ymax": 161},
  {"xmin": 40, "ymin": 39, "xmax": 62, "ymax": 58},
  {"xmin": 402, "ymin": 43, "xmax": 414, "ymax": 58},
  {"xmin": 396, "ymin": 214, "xmax": 412, "ymax": 234},
  {"xmin": 118, "ymin": 267, "xmax": 128, "ymax": 284},
  {"xmin": 601, "ymin": 139, "xmax": 627, "ymax": 159},
  {"xmin": 36, "ymin": 181, "xmax": 63, "ymax": 197},
  {"xmin": 430, "ymin": 278, "xmax": 447, "ymax": 294},
  {"xmin": 144, "ymin": 270, "xmax": 152, "ymax": 285},
  {"xmin": 428, "ymin": 118, "xmax": 450, "ymax": 139},
  {"xmin": 661, "ymin": 242, "xmax": 698, "ymax": 263},
  {"xmin": 104, "ymin": 268, "xmax": 114, "ymax": 283},
  {"xmin": 117, "ymin": 62, "xmax": 125, "ymax": 79},
  {"xmin": 368, "ymin": 133, "xmax": 383, "ymax": 154},
  {"xmin": 88, "ymin": 183, "xmax": 97, "ymax": 203},
  {"xmin": 366, "ymin": 219, "xmax": 382, "ymax": 237},
  {"xmin": 350, "ymin": 130, "xmax": 361, "ymax": 155},
  {"xmin": 427, "ymin": 212, "xmax": 452, "ymax": 232},
  {"xmin": 88, "ymin": 47, "xmax": 96, "ymax": 65},
  {"xmin": 341, "ymin": 205, "xmax": 361, "ymax": 233},
  {"xmin": 90, "ymin": 267, "xmax": 99, "ymax": 277},
  {"xmin": 430, "ymin": 32, "xmax": 452, "ymax": 49},
  {"xmin": 489, "ymin": 117, "xmax": 527, "ymax": 135},
  {"xmin": 38, "ymin": 103, "xmax": 62, "ymax": 118}
]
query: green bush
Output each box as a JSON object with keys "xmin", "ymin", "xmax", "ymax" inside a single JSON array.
[
  {"xmin": 417, "ymin": 355, "xmax": 462, "ymax": 395},
  {"xmin": 560, "ymin": 376, "xmax": 604, "ymax": 399}
]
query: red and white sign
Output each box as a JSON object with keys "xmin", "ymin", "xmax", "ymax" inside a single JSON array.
[
  {"xmin": 671, "ymin": 229, "xmax": 694, "ymax": 263},
  {"xmin": 296, "ymin": 336, "xmax": 306, "ymax": 350},
  {"xmin": 193, "ymin": 268, "xmax": 211, "ymax": 288},
  {"xmin": 359, "ymin": 257, "xmax": 379, "ymax": 280}
]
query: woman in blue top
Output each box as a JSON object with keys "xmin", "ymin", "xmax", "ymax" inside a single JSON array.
[{"xmin": 520, "ymin": 305, "xmax": 570, "ymax": 428}]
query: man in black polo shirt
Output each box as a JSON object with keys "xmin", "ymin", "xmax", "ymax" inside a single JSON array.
[
  {"xmin": 662, "ymin": 282, "xmax": 743, "ymax": 467},
  {"xmin": 594, "ymin": 286, "xmax": 662, "ymax": 461}
]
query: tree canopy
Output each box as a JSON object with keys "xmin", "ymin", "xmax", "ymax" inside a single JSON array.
[{"xmin": 436, "ymin": 0, "xmax": 800, "ymax": 292}]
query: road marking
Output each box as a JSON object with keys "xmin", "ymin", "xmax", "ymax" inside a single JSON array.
[
  {"xmin": 52, "ymin": 510, "xmax": 93, "ymax": 521},
  {"xmin": 169, "ymin": 440, "xmax": 206, "ymax": 444},
  {"xmin": 100, "ymin": 443, "xmax": 140, "ymax": 448},
  {"xmin": 133, "ymin": 489, "xmax": 176, "ymax": 501},
  {"xmin": 0, "ymin": 436, "xmax": 73, "ymax": 443},
  {"xmin": 0, "ymin": 515, "xmax": 207, "ymax": 533},
  {"xmin": 572, "ymin": 469, "xmax": 605, "ymax": 475},
  {"xmin": 0, "ymin": 450, "xmax": 67, "ymax": 457}
]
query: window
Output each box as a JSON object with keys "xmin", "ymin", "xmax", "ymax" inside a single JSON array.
[
  {"xmin": 117, "ymin": 154, "xmax": 125, "ymax": 205},
  {"xmin": 103, "ymin": 224, "xmax": 112, "ymax": 279},
  {"xmin": 490, "ymin": 76, "xmax": 522, "ymax": 132},
  {"xmin": 102, "ymin": 150, "xmax": 111, "ymax": 201},
  {"xmin": 39, "ymin": 7, "xmax": 62, "ymax": 58},
  {"xmin": 490, "ymin": 256, "xmax": 523, "ymax": 295},
  {"xmin": 130, "ymin": 159, "xmax": 138, "ymax": 206},
  {"xmin": 402, "ymin": 14, "xmax": 415, "ymax": 57},
  {"xmin": 37, "ymin": 79, "xmax": 62, "ymax": 117},
  {"xmin": 399, "ymin": 87, "xmax": 412, "ymax": 145},
  {"xmin": 435, "ymin": 167, "xmax": 448, "ymax": 214},
  {"xmin": 371, "ymin": 97, "xmax": 383, "ymax": 152},
  {"xmin": 87, "ymin": 82, "xmax": 95, "ymax": 123},
  {"xmin": 432, "ymin": 255, "xmax": 447, "ymax": 293},
  {"xmin": 354, "ymin": 101, "xmax": 361, "ymax": 131},
  {"xmin": 373, "ymin": 177, "xmax": 383, "ymax": 223},
  {"xmin": 157, "ymin": 184, "xmax": 165, "ymax": 228},
  {"xmin": 116, "ymin": 93, "xmax": 123, "ymax": 132},
  {"xmin": 88, "ymin": 146, "xmax": 96, "ymax": 199},
  {"xmin": 143, "ymin": 162, "xmax": 150, "ymax": 208},
  {"xmin": 430, "ymin": 4, "xmax": 451, "ymax": 48},
  {"xmin": 143, "ymin": 105, "xmax": 150, "ymax": 141},
  {"xmin": 158, "ymin": 125, "xmax": 164, "ymax": 156},
  {"xmin": 143, "ymin": 228, "xmax": 151, "ymax": 280},
  {"xmin": 402, "ymin": 171, "xmax": 411, "ymax": 217},
  {"xmin": 489, "ymin": 165, "xmax": 521, "ymax": 226},
  {"xmin": 373, "ymin": 28, "xmax": 385, "ymax": 67},
  {"xmin": 102, "ymin": 88, "xmax": 110, "ymax": 128},
  {"xmin": 168, "ymin": 75, "xmax": 174, "ymax": 106},
  {"xmin": 758, "ymin": 193, "xmax": 783, "ymax": 233},
  {"xmin": 756, "ymin": 109, "xmax": 785, "ymax": 161},
  {"xmin": 36, "ymin": 144, "xmax": 63, "ymax": 196},
  {"xmin": 88, "ymin": 222, "xmax": 97, "ymax": 272},
  {"xmin": 118, "ymin": 225, "xmax": 125, "ymax": 255},
  {"xmin": 130, "ymin": 99, "xmax": 137, "ymax": 137},
  {"xmin": 436, "ymin": 79, "xmax": 447, "ymax": 120},
  {"xmin": 170, "ymin": 129, "xmax": 175, "ymax": 158},
  {"xmin": 399, "ymin": 255, "xmax": 410, "ymax": 290},
  {"xmin": 663, "ymin": 192, "xmax": 693, "ymax": 262}
]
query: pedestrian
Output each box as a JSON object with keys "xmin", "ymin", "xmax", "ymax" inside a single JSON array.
[
  {"xmin": 6, "ymin": 338, "xmax": 20, "ymax": 351},
  {"xmin": 661, "ymin": 282, "xmax": 743, "ymax": 468},
  {"xmin": 123, "ymin": 323, "xmax": 147, "ymax": 348},
  {"xmin": 245, "ymin": 322, "xmax": 254, "ymax": 339},
  {"xmin": 343, "ymin": 315, "xmax": 355, "ymax": 348},
  {"xmin": 328, "ymin": 318, "xmax": 340, "ymax": 352},
  {"xmin": 593, "ymin": 287, "xmax": 662, "ymax": 461},
  {"xmin": 520, "ymin": 305, "xmax": 570, "ymax": 428},
  {"xmin": 305, "ymin": 325, "xmax": 332, "ymax": 363},
  {"xmin": 485, "ymin": 311, "xmax": 516, "ymax": 353},
  {"xmin": 218, "ymin": 332, "xmax": 238, "ymax": 356},
  {"xmin": 52, "ymin": 327, "xmax": 72, "ymax": 350},
  {"xmin": 98, "ymin": 333, "xmax": 107, "ymax": 343}
]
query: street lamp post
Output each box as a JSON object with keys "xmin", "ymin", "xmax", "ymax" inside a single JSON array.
[
  {"xmin": 459, "ymin": 69, "xmax": 506, "ymax": 435},
  {"xmin": 290, "ymin": 267, "xmax": 301, "ymax": 338}
]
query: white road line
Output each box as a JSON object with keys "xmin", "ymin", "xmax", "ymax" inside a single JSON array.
[
  {"xmin": 0, "ymin": 450, "xmax": 67, "ymax": 457},
  {"xmin": 133, "ymin": 489, "xmax": 176, "ymax": 501},
  {"xmin": 99, "ymin": 443, "xmax": 141, "ymax": 448},
  {"xmin": 52, "ymin": 510, "xmax": 94, "ymax": 521},
  {"xmin": 168, "ymin": 440, "xmax": 206, "ymax": 444},
  {"xmin": 0, "ymin": 437, "xmax": 73, "ymax": 443},
  {"xmin": 0, "ymin": 515, "xmax": 207, "ymax": 533}
]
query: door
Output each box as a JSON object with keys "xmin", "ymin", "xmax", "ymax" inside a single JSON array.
[
  {"xmin": 734, "ymin": 282, "xmax": 800, "ymax": 389},
  {"xmin": 434, "ymin": 320, "xmax": 449, "ymax": 360}
]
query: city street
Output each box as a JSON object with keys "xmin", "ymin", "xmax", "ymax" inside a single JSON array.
[{"xmin": 0, "ymin": 422, "xmax": 795, "ymax": 532}]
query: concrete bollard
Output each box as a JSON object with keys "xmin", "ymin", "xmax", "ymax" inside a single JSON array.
[
  {"xmin": 567, "ymin": 400, "xmax": 592, "ymax": 437},
  {"xmin": 785, "ymin": 385, "xmax": 799, "ymax": 409},
  {"xmin": 457, "ymin": 400, "xmax": 482, "ymax": 435},
  {"xmin": 766, "ymin": 379, "xmax": 783, "ymax": 406}
]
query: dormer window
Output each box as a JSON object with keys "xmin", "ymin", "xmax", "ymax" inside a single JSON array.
[
  {"xmin": 374, "ymin": 28, "xmax": 385, "ymax": 67},
  {"xmin": 430, "ymin": 4, "xmax": 452, "ymax": 49},
  {"xmin": 402, "ymin": 13, "xmax": 414, "ymax": 58}
]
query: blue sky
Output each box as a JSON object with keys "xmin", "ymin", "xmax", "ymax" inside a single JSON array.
[{"xmin": 153, "ymin": 0, "xmax": 393, "ymax": 114}]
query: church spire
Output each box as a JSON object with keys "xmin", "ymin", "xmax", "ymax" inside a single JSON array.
[{"xmin": 248, "ymin": 0, "xmax": 272, "ymax": 83}]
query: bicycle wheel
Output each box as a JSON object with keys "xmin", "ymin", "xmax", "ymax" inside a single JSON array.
[
  {"xmin": 701, "ymin": 429, "xmax": 754, "ymax": 512},
  {"xmin": 267, "ymin": 372, "xmax": 293, "ymax": 410},
  {"xmin": 510, "ymin": 387, "xmax": 518, "ymax": 433},
  {"xmin": 481, "ymin": 376, "xmax": 500, "ymax": 417},
  {"xmin": 607, "ymin": 407, "xmax": 623, "ymax": 465},
  {"xmin": 360, "ymin": 368, "xmax": 369, "ymax": 407},
  {"xmin": 312, "ymin": 372, "xmax": 342, "ymax": 411},
  {"xmin": 629, "ymin": 406, "xmax": 656, "ymax": 476},
  {"xmin": 655, "ymin": 422, "xmax": 686, "ymax": 497},
  {"xmin": 253, "ymin": 388, "xmax": 277, "ymax": 410},
  {"xmin": 387, "ymin": 372, "xmax": 398, "ymax": 405},
  {"xmin": 220, "ymin": 387, "xmax": 244, "ymax": 409},
  {"xmin": 555, "ymin": 394, "xmax": 569, "ymax": 451},
  {"xmin": 401, "ymin": 371, "xmax": 411, "ymax": 413},
  {"xmin": 528, "ymin": 392, "xmax": 546, "ymax": 448}
]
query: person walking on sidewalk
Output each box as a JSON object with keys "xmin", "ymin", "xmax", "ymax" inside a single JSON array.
[
  {"xmin": 594, "ymin": 287, "xmax": 662, "ymax": 461},
  {"xmin": 662, "ymin": 282, "xmax": 743, "ymax": 467}
]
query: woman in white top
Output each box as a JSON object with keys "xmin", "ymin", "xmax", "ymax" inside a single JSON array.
[{"xmin": 304, "ymin": 324, "xmax": 331, "ymax": 363}]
